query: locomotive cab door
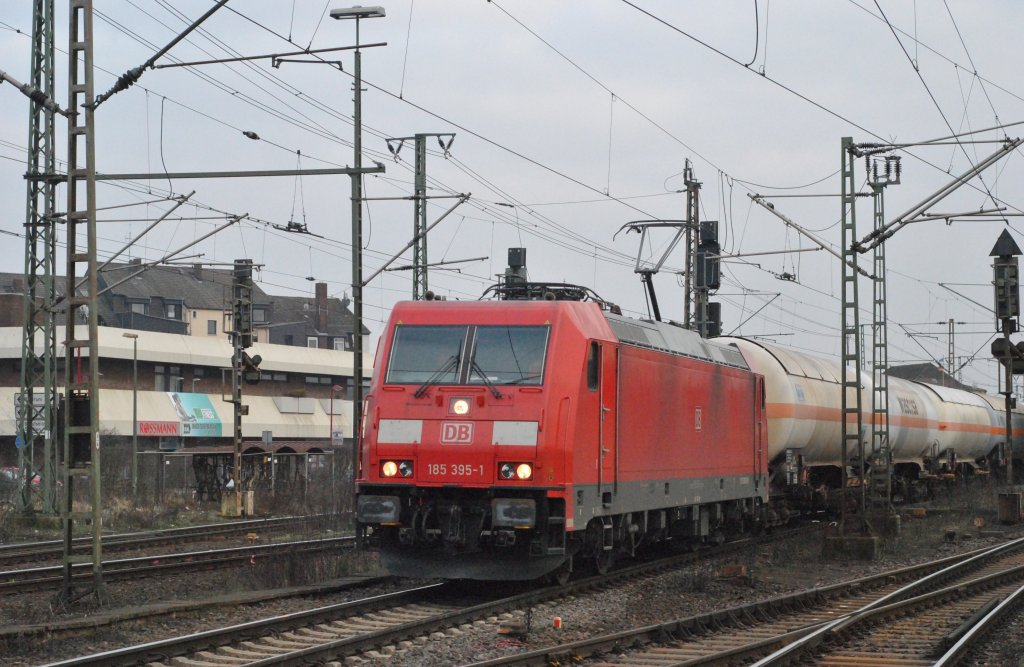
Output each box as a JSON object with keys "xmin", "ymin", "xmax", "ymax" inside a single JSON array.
[
  {"xmin": 597, "ymin": 342, "xmax": 618, "ymax": 507},
  {"xmin": 754, "ymin": 376, "xmax": 766, "ymax": 491}
]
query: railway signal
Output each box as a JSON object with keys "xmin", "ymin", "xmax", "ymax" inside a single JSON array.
[
  {"xmin": 228, "ymin": 259, "xmax": 261, "ymax": 515},
  {"xmin": 992, "ymin": 229, "xmax": 1023, "ymax": 486}
]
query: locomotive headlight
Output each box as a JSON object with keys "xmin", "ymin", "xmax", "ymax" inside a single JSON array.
[
  {"xmin": 499, "ymin": 462, "xmax": 533, "ymax": 481},
  {"xmin": 398, "ymin": 460, "xmax": 414, "ymax": 477},
  {"xmin": 450, "ymin": 398, "xmax": 470, "ymax": 415},
  {"xmin": 381, "ymin": 461, "xmax": 399, "ymax": 477}
]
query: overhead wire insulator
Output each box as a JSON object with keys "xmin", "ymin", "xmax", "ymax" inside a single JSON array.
[{"xmin": 436, "ymin": 134, "xmax": 456, "ymax": 157}]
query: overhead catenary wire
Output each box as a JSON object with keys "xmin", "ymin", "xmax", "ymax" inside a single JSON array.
[
  {"xmin": 619, "ymin": 0, "xmax": 1024, "ymax": 218},
  {"xmin": 97, "ymin": 3, "xmax": 658, "ymax": 273},
  {"xmin": 2, "ymin": 7, "xmax": 1011, "ymax": 370},
  {"xmin": 870, "ymin": 0, "xmax": 1000, "ymax": 209}
]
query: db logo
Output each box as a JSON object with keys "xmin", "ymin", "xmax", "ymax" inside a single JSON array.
[{"xmin": 440, "ymin": 422, "xmax": 474, "ymax": 444}]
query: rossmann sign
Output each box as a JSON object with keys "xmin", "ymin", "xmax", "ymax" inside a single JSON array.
[{"xmin": 138, "ymin": 421, "xmax": 180, "ymax": 437}]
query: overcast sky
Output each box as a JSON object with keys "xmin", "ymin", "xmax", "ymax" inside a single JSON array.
[{"xmin": 2, "ymin": 1, "xmax": 1023, "ymax": 392}]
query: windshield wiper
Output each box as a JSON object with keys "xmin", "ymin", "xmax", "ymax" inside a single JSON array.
[
  {"xmin": 413, "ymin": 353, "xmax": 460, "ymax": 398},
  {"xmin": 504, "ymin": 373, "xmax": 541, "ymax": 386},
  {"xmin": 470, "ymin": 359, "xmax": 503, "ymax": 399}
]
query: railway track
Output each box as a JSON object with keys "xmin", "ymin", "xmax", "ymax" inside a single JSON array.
[
  {"xmin": 0, "ymin": 535, "xmax": 352, "ymax": 594},
  {"xmin": 457, "ymin": 535, "xmax": 1024, "ymax": 667},
  {"xmin": 752, "ymin": 537, "xmax": 1024, "ymax": 666},
  {"xmin": 1, "ymin": 574, "xmax": 397, "ymax": 645},
  {"xmin": 38, "ymin": 526, "xmax": 815, "ymax": 666},
  {"xmin": 0, "ymin": 514, "xmax": 337, "ymax": 568}
]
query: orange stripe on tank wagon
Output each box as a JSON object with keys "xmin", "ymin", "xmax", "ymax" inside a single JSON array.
[{"xmin": 766, "ymin": 402, "xmax": 998, "ymax": 435}]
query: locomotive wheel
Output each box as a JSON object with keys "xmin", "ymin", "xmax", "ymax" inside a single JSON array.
[
  {"xmin": 594, "ymin": 549, "xmax": 614, "ymax": 575},
  {"xmin": 551, "ymin": 558, "xmax": 572, "ymax": 586}
]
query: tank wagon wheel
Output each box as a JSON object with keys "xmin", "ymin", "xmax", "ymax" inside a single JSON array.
[{"xmin": 594, "ymin": 549, "xmax": 615, "ymax": 575}]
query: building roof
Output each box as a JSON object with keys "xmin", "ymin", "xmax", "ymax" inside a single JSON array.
[
  {"xmin": 0, "ymin": 267, "xmax": 367, "ymax": 339},
  {"xmin": 98, "ymin": 262, "xmax": 271, "ymax": 310},
  {"xmin": 268, "ymin": 293, "xmax": 369, "ymax": 337},
  {"xmin": 888, "ymin": 362, "xmax": 978, "ymax": 392},
  {"xmin": 0, "ymin": 325, "xmax": 372, "ymax": 374},
  {"xmin": 0, "ymin": 272, "xmax": 69, "ymax": 298}
]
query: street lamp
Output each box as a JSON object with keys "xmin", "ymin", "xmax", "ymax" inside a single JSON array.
[
  {"xmin": 329, "ymin": 384, "xmax": 343, "ymax": 445},
  {"xmin": 191, "ymin": 378, "xmax": 200, "ymax": 393},
  {"xmin": 331, "ymin": 5, "xmax": 385, "ymax": 503},
  {"xmin": 122, "ymin": 332, "xmax": 139, "ymax": 497}
]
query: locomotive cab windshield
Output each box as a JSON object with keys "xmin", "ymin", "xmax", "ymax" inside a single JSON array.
[{"xmin": 387, "ymin": 324, "xmax": 549, "ymax": 388}]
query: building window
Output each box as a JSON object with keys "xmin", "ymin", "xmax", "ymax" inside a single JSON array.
[
  {"xmin": 305, "ymin": 376, "xmax": 320, "ymax": 384},
  {"xmin": 307, "ymin": 336, "xmax": 318, "ymax": 348},
  {"xmin": 207, "ymin": 320, "xmax": 217, "ymax": 335},
  {"xmin": 166, "ymin": 303, "xmax": 181, "ymax": 320},
  {"xmin": 129, "ymin": 301, "xmax": 147, "ymax": 315},
  {"xmin": 153, "ymin": 365, "xmax": 182, "ymax": 392},
  {"xmin": 273, "ymin": 372, "xmax": 287, "ymax": 382},
  {"xmin": 253, "ymin": 307, "xmax": 267, "ymax": 323},
  {"xmin": 333, "ymin": 337, "xmax": 350, "ymax": 351}
]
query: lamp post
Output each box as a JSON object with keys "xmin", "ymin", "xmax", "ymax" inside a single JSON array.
[
  {"xmin": 331, "ymin": 5, "xmax": 385, "ymax": 508},
  {"xmin": 192, "ymin": 378, "xmax": 200, "ymax": 393},
  {"xmin": 122, "ymin": 332, "xmax": 139, "ymax": 497},
  {"xmin": 329, "ymin": 384, "xmax": 343, "ymax": 445}
]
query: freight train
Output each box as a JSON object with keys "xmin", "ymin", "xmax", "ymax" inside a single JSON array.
[{"xmin": 354, "ymin": 275, "xmax": 1021, "ymax": 581}]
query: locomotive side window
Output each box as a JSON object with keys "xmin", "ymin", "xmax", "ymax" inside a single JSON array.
[
  {"xmin": 587, "ymin": 341, "xmax": 599, "ymax": 390},
  {"xmin": 468, "ymin": 326, "xmax": 549, "ymax": 386},
  {"xmin": 386, "ymin": 325, "xmax": 467, "ymax": 384}
]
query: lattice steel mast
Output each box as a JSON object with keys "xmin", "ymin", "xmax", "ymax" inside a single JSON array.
[
  {"xmin": 384, "ymin": 133, "xmax": 455, "ymax": 299},
  {"xmin": 867, "ymin": 153, "xmax": 900, "ymax": 512},
  {"xmin": 839, "ymin": 137, "xmax": 865, "ymax": 532},
  {"xmin": 18, "ymin": 0, "xmax": 59, "ymax": 516},
  {"xmin": 60, "ymin": 0, "xmax": 105, "ymax": 603},
  {"xmin": 683, "ymin": 160, "xmax": 699, "ymax": 328}
]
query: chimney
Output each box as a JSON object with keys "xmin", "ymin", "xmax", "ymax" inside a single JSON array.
[
  {"xmin": 129, "ymin": 257, "xmax": 142, "ymax": 266},
  {"xmin": 11, "ymin": 277, "xmax": 25, "ymax": 294},
  {"xmin": 315, "ymin": 282, "xmax": 328, "ymax": 332},
  {"xmin": 192, "ymin": 263, "xmax": 203, "ymax": 280}
]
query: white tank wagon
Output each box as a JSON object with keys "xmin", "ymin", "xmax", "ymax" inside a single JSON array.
[
  {"xmin": 910, "ymin": 382, "xmax": 996, "ymax": 466},
  {"xmin": 719, "ymin": 338, "xmax": 1014, "ymax": 488},
  {"xmin": 977, "ymin": 392, "xmax": 1024, "ymax": 463},
  {"xmin": 716, "ymin": 337, "xmax": 872, "ymax": 478},
  {"xmin": 885, "ymin": 377, "xmax": 942, "ymax": 469}
]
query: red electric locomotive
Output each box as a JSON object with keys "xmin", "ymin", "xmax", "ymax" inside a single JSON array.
[{"xmin": 356, "ymin": 275, "xmax": 769, "ymax": 581}]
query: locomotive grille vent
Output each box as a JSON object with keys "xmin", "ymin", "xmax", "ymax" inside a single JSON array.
[
  {"xmin": 606, "ymin": 316, "xmax": 749, "ymax": 371},
  {"xmin": 607, "ymin": 320, "xmax": 652, "ymax": 347}
]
